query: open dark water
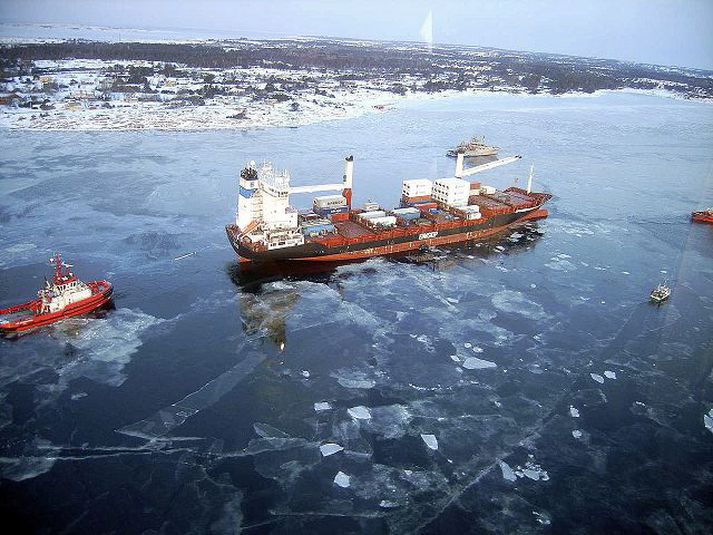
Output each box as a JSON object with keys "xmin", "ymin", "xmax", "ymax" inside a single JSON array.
[{"xmin": 1, "ymin": 92, "xmax": 712, "ymax": 533}]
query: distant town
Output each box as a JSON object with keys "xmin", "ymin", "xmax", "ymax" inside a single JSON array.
[{"xmin": 1, "ymin": 38, "xmax": 711, "ymax": 130}]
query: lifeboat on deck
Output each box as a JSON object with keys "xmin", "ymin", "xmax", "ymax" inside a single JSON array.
[{"xmin": 0, "ymin": 253, "xmax": 113, "ymax": 336}]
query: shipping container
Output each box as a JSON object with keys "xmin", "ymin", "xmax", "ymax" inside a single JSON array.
[
  {"xmin": 314, "ymin": 205, "xmax": 349, "ymax": 217},
  {"xmin": 369, "ymin": 216, "xmax": 397, "ymax": 226},
  {"xmin": 358, "ymin": 210, "xmax": 387, "ymax": 220},
  {"xmin": 395, "ymin": 212, "xmax": 421, "ymax": 221},
  {"xmin": 391, "ymin": 207, "xmax": 421, "ymax": 215},
  {"xmin": 481, "ymin": 185, "xmax": 497, "ymax": 195},
  {"xmin": 401, "ymin": 194, "xmax": 432, "ymax": 204},
  {"xmin": 313, "ymin": 194, "xmax": 347, "ymax": 209},
  {"xmin": 401, "ymin": 179, "xmax": 433, "ymax": 198}
]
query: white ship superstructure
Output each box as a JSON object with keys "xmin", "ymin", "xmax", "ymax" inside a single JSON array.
[{"xmin": 236, "ymin": 157, "xmax": 354, "ymax": 251}]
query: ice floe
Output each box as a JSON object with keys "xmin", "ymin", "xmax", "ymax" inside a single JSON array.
[
  {"xmin": 590, "ymin": 373, "xmax": 605, "ymax": 384},
  {"xmin": 462, "ymin": 356, "xmax": 497, "ymax": 370},
  {"xmin": 314, "ymin": 401, "xmax": 332, "ymax": 412},
  {"xmin": 572, "ymin": 430, "xmax": 583, "ymax": 439},
  {"xmin": 491, "ymin": 290, "xmax": 548, "ymax": 320},
  {"xmin": 320, "ymin": 443, "xmax": 344, "ymax": 457},
  {"xmin": 56, "ymin": 307, "xmax": 164, "ymax": 387},
  {"xmin": 704, "ymin": 409, "xmax": 713, "ymax": 434},
  {"xmin": 514, "ymin": 456, "xmax": 550, "ymax": 481},
  {"xmin": 333, "ymin": 369, "xmax": 376, "ymax": 389},
  {"xmin": 499, "ymin": 460, "xmax": 517, "ymax": 482},
  {"xmin": 533, "ymin": 511, "xmax": 552, "ymax": 526},
  {"xmin": 569, "ymin": 406, "xmax": 580, "ymax": 418},
  {"xmin": 604, "ymin": 370, "xmax": 617, "ymax": 379},
  {"xmin": 420, "ymin": 434, "xmax": 439, "ymax": 450},
  {"xmin": 362, "ymin": 405, "xmax": 412, "ymax": 439},
  {"xmin": 253, "ymin": 423, "xmax": 290, "ymax": 439},
  {"xmin": 334, "ymin": 471, "xmax": 351, "ymax": 488},
  {"xmin": 348, "ymin": 406, "xmax": 372, "ymax": 420}
]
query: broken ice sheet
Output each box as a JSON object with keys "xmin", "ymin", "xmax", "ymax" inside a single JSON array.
[
  {"xmin": 334, "ymin": 471, "xmax": 351, "ymax": 488},
  {"xmin": 253, "ymin": 423, "xmax": 290, "ymax": 439},
  {"xmin": 499, "ymin": 460, "xmax": 517, "ymax": 482},
  {"xmin": 604, "ymin": 370, "xmax": 617, "ymax": 379},
  {"xmin": 462, "ymin": 356, "xmax": 497, "ymax": 370},
  {"xmin": 704, "ymin": 409, "xmax": 713, "ymax": 434},
  {"xmin": 320, "ymin": 443, "xmax": 344, "ymax": 457},
  {"xmin": 515, "ymin": 457, "xmax": 550, "ymax": 481},
  {"xmin": 314, "ymin": 401, "xmax": 332, "ymax": 412},
  {"xmin": 569, "ymin": 406, "xmax": 580, "ymax": 418},
  {"xmin": 590, "ymin": 373, "xmax": 605, "ymax": 384},
  {"xmin": 420, "ymin": 434, "xmax": 439, "ymax": 450},
  {"xmin": 347, "ymin": 406, "xmax": 372, "ymax": 420}
]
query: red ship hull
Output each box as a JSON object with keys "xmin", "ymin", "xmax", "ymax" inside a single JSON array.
[
  {"xmin": 692, "ymin": 212, "xmax": 713, "ymax": 224},
  {"xmin": 0, "ymin": 280, "xmax": 113, "ymax": 335},
  {"xmin": 291, "ymin": 208, "xmax": 549, "ymax": 262}
]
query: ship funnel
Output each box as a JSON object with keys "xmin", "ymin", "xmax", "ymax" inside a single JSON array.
[
  {"xmin": 455, "ymin": 152, "xmax": 464, "ymax": 178},
  {"xmin": 527, "ymin": 164, "xmax": 534, "ymax": 194},
  {"xmin": 343, "ymin": 155, "xmax": 354, "ymax": 208}
]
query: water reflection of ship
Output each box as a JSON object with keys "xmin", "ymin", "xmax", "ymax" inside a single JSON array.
[
  {"xmin": 227, "ymin": 263, "xmax": 343, "ymax": 351},
  {"xmin": 227, "ymin": 223, "xmax": 544, "ymax": 348},
  {"xmin": 237, "ymin": 289, "xmax": 297, "ymax": 350}
]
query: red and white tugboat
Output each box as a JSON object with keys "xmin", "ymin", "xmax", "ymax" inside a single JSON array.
[
  {"xmin": 0, "ymin": 253, "xmax": 113, "ymax": 336},
  {"xmin": 691, "ymin": 208, "xmax": 713, "ymax": 224}
]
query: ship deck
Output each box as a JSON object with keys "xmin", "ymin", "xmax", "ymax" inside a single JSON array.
[{"xmin": 333, "ymin": 220, "xmax": 375, "ymax": 238}]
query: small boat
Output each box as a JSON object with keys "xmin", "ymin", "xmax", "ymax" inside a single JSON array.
[
  {"xmin": 650, "ymin": 282, "xmax": 671, "ymax": 304},
  {"xmin": 447, "ymin": 136, "xmax": 500, "ymax": 158},
  {"xmin": 0, "ymin": 253, "xmax": 113, "ymax": 336},
  {"xmin": 691, "ymin": 209, "xmax": 713, "ymax": 224}
]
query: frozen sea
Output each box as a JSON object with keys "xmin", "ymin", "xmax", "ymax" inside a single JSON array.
[{"xmin": 1, "ymin": 92, "xmax": 712, "ymax": 533}]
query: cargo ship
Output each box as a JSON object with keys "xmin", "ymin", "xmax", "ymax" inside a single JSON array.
[
  {"xmin": 226, "ymin": 152, "xmax": 551, "ymax": 263},
  {"xmin": 691, "ymin": 209, "xmax": 713, "ymax": 224},
  {"xmin": 0, "ymin": 254, "xmax": 113, "ymax": 335},
  {"xmin": 446, "ymin": 136, "xmax": 499, "ymax": 158}
]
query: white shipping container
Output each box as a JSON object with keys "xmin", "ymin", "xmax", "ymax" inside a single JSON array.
[
  {"xmin": 391, "ymin": 207, "xmax": 420, "ymax": 215},
  {"xmin": 402, "ymin": 179, "xmax": 432, "ymax": 196},
  {"xmin": 463, "ymin": 205, "xmax": 480, "ymax": 212},
  {"xmin": 358, "ymin": 210, "xmax": 387, "ymax": 219},
  {"xmin": 433, "ymin": 178, "xmax": 470, "ymax": 192},
  {"xmin": 370, "ymin": 216, "xmax": 397, "ymax": 226},
  {"xmin": 481, "ymin": 185, "xmax": 497, "ymax": 195},
  {"xmin": 466, "ymin": 212, "xmax": 482, "ymax": 220},
  {"xmin": 314, "ymin": 195, "xmax": 347, "ymax": 209},
  {"xmin": 363, "ymin": 202, "xmax": 380, "ymax": 211},
  {"xmin": 433, "ymin": 193, "xmax": 470, "ymax": 206}
]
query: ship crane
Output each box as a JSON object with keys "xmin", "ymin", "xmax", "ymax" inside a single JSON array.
[
  {"xmin": 454, "ymin": 152, "xmax": 522, "ymax": 179},
  {"xmin": 288, "ymin": 156, "xmax": 354, "ymax": 207}
]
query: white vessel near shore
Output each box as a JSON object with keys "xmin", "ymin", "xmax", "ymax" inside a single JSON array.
[{"xmin": 447, "ymin": 136, "xmax": 500, "ymax": 158}]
